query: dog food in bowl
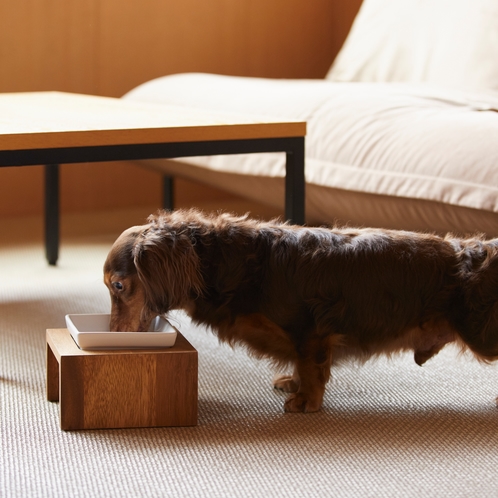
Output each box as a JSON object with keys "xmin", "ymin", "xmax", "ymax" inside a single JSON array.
[{"xmin": 65, "ymin": 314, "xmax": 177, "ymax": 350}]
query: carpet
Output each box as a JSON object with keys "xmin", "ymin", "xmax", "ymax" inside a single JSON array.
[{"xmin": 2, "ymin": 209, "xmax": 498, "ymax": 497}]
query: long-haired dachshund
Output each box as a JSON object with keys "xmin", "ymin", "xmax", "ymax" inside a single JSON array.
[{"xmin": 104, "ymin": 209, "xmax": 498, "ymax": 412}]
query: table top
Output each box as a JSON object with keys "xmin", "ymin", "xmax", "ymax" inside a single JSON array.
[{"xmin": 0, "ymin": 91, "xmax": 306, "ymax": 151}]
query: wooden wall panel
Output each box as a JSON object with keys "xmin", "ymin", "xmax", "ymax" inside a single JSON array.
[
  {"xmin": 245, "ymin": 1, "xmax": 337, "ymax": 79},
  {"xmin": 0, "ymin": 0, "xmax": 99, "ymax": 218},
  {"xmin": 96, "ymin": 0, "xmax": 342, "ymax": 98},
  {"xmin": 0, "ymin": 0, "xmax": 362, "ymax": 219},
  {"xmin": 97, "ymin": 0, "xmax": 248, "ymax": 97},
  {"xmin": 0, "ymin": 0, "xmax": 98, "ymax": 93},
  {"xmin": 330, "ymin": 0, "xmax": 364, "ymax": 59}
]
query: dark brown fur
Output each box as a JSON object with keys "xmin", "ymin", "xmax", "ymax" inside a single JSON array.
[{"xmin": 103, "ymin": 209, "xmax": 498, "ymax": 412}]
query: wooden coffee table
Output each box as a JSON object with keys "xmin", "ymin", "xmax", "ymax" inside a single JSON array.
[{"xmin": 0, "ymin": 92, "xmax": 306, "ymax": 264}]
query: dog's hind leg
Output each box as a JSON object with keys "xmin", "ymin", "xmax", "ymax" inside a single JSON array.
[{"xmin": 273, "ymin": 369, "xmax": 300, "ymax": 393}]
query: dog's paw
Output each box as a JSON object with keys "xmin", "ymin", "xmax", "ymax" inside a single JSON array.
[
  {"xmin": 273, "ymin": 374, "xmax": 299, "ymax": 393},
  {"xmin": 284, "ymin": 393, "xmax": 321, "ymax": 413}
]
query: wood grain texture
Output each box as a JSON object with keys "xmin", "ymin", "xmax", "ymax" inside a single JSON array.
[
  {"xmin": 46, "ymin": 328, "xmax": 198, "ymax": 430},
  {"xmin": 96, "ymin": 0, "xmax": 344, "ymax": 96},
  {"xmin": 81, "ymin": 354, "xmax": 158, "ymax": 429},
  {"xmin": 0, "ymin": 1, "xmax": 98, "ymax": 94},
  {"xmin": 46, "ymin": 343, "xmax": 60, "ymax": 402},
  {"xmin": 0, "ymin": 92, "xmax": 305, "ymax": 152}
]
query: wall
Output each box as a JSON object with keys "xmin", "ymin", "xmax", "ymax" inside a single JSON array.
[{"xmin": 0, "ymin": 0, "xmax": 362, "ymax": 218}]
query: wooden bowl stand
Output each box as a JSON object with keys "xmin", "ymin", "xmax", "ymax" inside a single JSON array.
[{"xmin": 46, "ymin": 328, "xmax": 197, "ymax": 431}]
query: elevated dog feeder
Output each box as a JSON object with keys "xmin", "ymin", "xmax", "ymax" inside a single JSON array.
[{"xmin": 46, "ymin": 328, "xmax": 197, "ymax": 430}]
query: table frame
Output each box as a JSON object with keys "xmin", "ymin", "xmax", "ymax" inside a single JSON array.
[{"xmin": 0, "ymin": 136, "xmax": 305, "ymax": 265}]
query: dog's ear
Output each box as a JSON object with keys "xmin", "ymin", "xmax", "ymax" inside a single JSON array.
[{"xmin": 132, "ymin": 225, "xmax": 203, "ymax": 312}]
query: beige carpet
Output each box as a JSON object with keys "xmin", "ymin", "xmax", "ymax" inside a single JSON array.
[{"xmin": 3, "ymin": 207, "xmax": 498, "ymax": 497}]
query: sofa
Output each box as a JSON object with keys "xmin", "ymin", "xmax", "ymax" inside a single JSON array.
[{"xmin": 123, "ymin": 0, "xmax": 498, "ymax": 237}]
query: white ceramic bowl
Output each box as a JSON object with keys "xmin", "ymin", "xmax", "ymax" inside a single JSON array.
[{"xmin": 65, "ymin": 313, "xmax": 178, "ymax": 350}]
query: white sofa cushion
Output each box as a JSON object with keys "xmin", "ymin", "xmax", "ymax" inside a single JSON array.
[
  {"xmin": 326, "ymin": 0, "xmax": 498, "ymax": 92},
  {"xmin": 125, "ymin": 73, "xmax": 498, "ymax": 234}
]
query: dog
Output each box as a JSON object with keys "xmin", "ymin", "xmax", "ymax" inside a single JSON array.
[{"xmin": 103, "ymin": 208, "xmax": 498, "ymax": 412}]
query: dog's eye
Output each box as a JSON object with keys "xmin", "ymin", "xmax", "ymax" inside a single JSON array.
[{"xmin": 112, "ymin": 282, "xmax": 124, "ymax": 291}]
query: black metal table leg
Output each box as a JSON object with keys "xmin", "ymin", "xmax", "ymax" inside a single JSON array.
[
  {"xmin": 163, "ymin": 175, "xmax": 174, "ymax": 211},
  {"xmin": 285, "ymin": 137, "xmax": 305, "ymax": 225},
  {"xmin": 44, "ymin": 164, "xmax": 59, "ymax": 266}
]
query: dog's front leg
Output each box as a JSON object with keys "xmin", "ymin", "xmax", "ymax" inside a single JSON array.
[{"xmin": 283, "ymin": 356, "xmax": 331, "ymax": 413}]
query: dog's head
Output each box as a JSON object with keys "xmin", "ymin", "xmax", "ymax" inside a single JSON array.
[
  {"xmin": 103, "ymin": 225, "xmax": 153, "ymax": 332},
  {"xmin": 103, "ymin": 214, "xmax": 203, "ymax": 332}
]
